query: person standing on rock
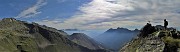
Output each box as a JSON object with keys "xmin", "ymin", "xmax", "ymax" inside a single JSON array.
[{"xmin": 164, "ymin": 19, "xmax": 168, "ymax": 30}]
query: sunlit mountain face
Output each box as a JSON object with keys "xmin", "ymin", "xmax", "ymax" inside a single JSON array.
[{"xmin": 0, "ymin": 0, "xmax": 180, "ymax": 52}]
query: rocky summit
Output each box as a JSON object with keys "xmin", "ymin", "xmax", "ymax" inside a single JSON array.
[
  {"xmin": 0, "ymin": 18, "xmax": 108, "ymax": 52},
  {"xmin": 120, "ymin": 23, "xmax": 180, "ymax": 52}
]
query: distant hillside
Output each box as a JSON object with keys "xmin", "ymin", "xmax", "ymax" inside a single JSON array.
[
  {"xmin": 120, "ymin": 23, "xmax": 180, "ymax": 52},
  {"xmin": 0, "ymin": 18, "xmax": 108, "ymax": 52},
  {"xmin": 95, "ymin": 27, "xmax": 139, "ymax": 51},
  {"xmin": 68, "ymin": 33, "xmax": 107, "ymax": 50}
]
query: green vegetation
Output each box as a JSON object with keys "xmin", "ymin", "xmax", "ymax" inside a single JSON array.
[
  {"xmin": 162, "ymin": 36, "xmax": 180, "ymax": 47},
  {"xmin": 0, "ymin": 30, "xmax": 39, "ymax": 52}
]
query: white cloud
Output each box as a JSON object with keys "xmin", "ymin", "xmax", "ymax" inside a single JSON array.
[
  {"xmin": 15, "ymin": 0, "xmax": 47, "ymax": 18},
  {"xmin": 37, "ymin": 0, "xmax": 180, "ymax": 30}
]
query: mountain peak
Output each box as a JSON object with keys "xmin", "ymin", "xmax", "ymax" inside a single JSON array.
[
  {"xmin": 117, "ymin": 27, "xmax": 128, "ymax": 30},
  {"xmin": 2, "ymin": 18, "xmax": 17, "ymax": 22},
  {"xmin": 106, "ymin": 27, "xmax": 132, "ymax": 33}
]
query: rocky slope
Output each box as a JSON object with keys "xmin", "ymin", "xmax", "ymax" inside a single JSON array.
[
  {"xmin": 0, "ymin": 18, "xmax": 108, "ymax": 52},
  {"xmin": 68, "ymin": 33, "xmax": 106, "ymax": 50},
  {"xmin": 95, "ymin": 27, "xmax": 139, "ymax": 51},
  {"xmin": 120, "ymin": 23, "xmax": 180, "ymax": 52}
]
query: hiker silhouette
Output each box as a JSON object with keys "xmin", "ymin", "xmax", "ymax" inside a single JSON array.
[{"xmin": 164, "ymin": 19, "xmax": 168, "ymax": 29}]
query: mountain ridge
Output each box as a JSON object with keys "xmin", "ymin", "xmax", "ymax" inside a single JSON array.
[
  {"xmin": 0, "ymin": 18, "xmax": 109, "ymax": 52},
  {"xmin": 120, "ymin": 23, "xmax": 180, "ymax": 52}
]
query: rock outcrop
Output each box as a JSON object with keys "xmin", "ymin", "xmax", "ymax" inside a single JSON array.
[
  {"xmin": 120, "ymin": 23, "xmax": 180, "ymax": 52},
  {"xmin": 120, "ymin": 31, "xmax": 165, "ymax": 52}
]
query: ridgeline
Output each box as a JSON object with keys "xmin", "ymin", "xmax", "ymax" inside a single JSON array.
[
  {"xmin": 0, "ymin": 18, "xmax": 109, "ymax": 52},
  {"xmin": 120, "ymin": 23, "xmax": 180, "ymax": 52}
]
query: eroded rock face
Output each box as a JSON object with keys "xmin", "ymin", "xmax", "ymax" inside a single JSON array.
[
  {"xmin": 120, "ymin": 32, "xmax": 165, "ymax": 52},
  {"xmin": 136, "ymin": 35, "xmax": 165, "ymax": 52}
]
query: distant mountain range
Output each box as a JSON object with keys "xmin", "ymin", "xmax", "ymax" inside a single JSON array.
[
  {"xmin": 95, "ymin": 27, "xmax": 139, "ymax": 51},
  {"xmin": 0, "ymin": 18, "xmax": 108, "ymax": 52}
]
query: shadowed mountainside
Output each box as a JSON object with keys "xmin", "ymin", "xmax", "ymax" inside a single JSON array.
[{"xmin": 68, "ymin": 33, "xmax": 107, "ymax": 50}]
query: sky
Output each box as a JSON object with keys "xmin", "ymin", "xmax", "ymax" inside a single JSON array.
[{"xmin": 0, "ymin": 0, "xmax": 180, "ymax": 30}]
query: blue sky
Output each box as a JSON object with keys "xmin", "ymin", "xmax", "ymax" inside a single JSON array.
[
  {"xmin": 0, "ymin": 0, "xmax": 36, "ymax": 18},
  {"xmin": 0, "ymin": 0, "xmax": 180, "ymax": 30}
]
